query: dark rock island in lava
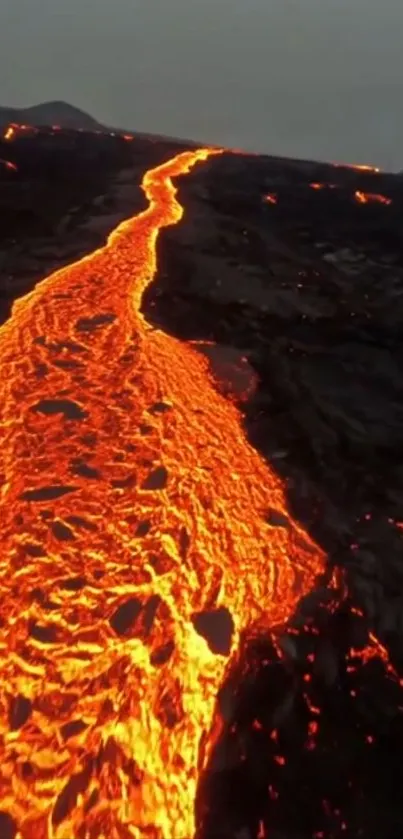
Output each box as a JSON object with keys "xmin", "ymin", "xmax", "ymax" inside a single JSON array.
[{"xmin": 1, "ymin": 117, "xmax": 403, "ymax": 839}]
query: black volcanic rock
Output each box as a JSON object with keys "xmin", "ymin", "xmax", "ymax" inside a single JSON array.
[{"xmin": 0, "ymin": 100, "xmax": 103, "ymax": 130}]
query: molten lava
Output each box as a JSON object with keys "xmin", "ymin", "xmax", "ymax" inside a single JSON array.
[
  {"xmin": 309, "ymin": 181, "xmax": 392, "ymax": 206},
  {"xmin": 333, "ymin": 162, "xmax": 381, "ymax": 173},
  {"xmin": 264, "ymin": 192, "xmax": 277, "ymax": 204},
  {"xmin": 354, "ymin": 190, "xmax": 392, "ymax": 206},
  {"xmin": 0, "ymin": 147, "xmax": 327, "ymax": 838},
  {"xmin": 4, "ymin": 125, "xmax": 16, "ymax": 141}
]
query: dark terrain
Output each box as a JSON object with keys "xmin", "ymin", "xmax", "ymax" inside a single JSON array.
[
  {"xmin": 0, "ymin": 98, "xmax": 201, "ymax": 144},
  {"xmin": 1, "ymin": 125, "xmax": 403, "ymax": 839},
  {"xmin": 0, "ymin": 100, "xmax": 104, "ymax": 130}
]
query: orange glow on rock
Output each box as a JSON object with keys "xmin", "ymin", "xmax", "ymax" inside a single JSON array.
[{"xmin": 0, "ymin": 146, "xmax": 326, "ymax": 838}]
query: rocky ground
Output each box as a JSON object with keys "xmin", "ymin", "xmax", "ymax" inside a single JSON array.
[{"xmin": 2, "ymin": 130, "xmax": 403, "ymax": 838}]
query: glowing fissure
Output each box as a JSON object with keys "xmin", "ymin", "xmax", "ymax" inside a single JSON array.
[
  {"xmin": 307, "ymin": 183, "xmax": 392, "ymax": 205},
  {"xmin": 265, "ymin": 183, "xmax": 392, "ymax": 206},
  {"xmin": 333, "ymin": 162, "xmax": 381, "ymax": 173},
  {"xmin": 2, "ymin": 122, "xmax": 134, "ymax": 143},
  {"xmin": 0, "ymin": 147, "xmax": 325, "ymax": 838},
  {"xmin": 354, "ymin": 190, "xmax": 392, "ymax": 206}
]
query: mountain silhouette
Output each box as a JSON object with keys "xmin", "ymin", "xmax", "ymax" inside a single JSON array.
[{"xmin": 0, "ymin": 100, "xmax": 103, "ymax": 130}]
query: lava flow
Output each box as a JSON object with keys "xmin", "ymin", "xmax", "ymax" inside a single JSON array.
[
  {"xmin": 3, "ymin": 125, "xmax": 16, "ymax": 141},
  {"xmin": 333, "ymin": 162, "xmax": 381, "ymax": 173},
  {"xmin": 354, "ymin": 190, "xmax": 392, "ymax": 206},
  {"xmin": 0, "ymin": 147, "xmax": 325, "ymax": 838}
]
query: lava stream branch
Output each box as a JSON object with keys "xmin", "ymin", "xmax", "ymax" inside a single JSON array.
[{"xmin": 0, "ymin": 147, "xmax": 326, "ymax": 839}]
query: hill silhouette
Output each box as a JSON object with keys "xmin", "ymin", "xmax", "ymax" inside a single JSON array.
[{"xmin": 0, "ymin": 100, "xmax": 103, "ymax": 130}]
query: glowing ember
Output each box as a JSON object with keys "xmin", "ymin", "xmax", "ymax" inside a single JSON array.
[
  {"xmin": 3, "ymin": 122, "xmax": 37, "ymax": 141},
  {"xmin": 355, "ymin": 190, "xmax": 392, "ymax": 206},
  {"xmin": 0, "ymin": 147, "xmax": 326, "ymax": 838},
  {"xmin": 309, "ymin": 182, "xmax": 337, "ymax": 190},
  {"xmin": 4, "ymin": 125, "xmax": 15, "ymax": 141},
  {"xmin": 264, "ymin": 192, "xmax": 277, "ymax": 204},
  {"xmin": 351, "ymin": 631, "xmax": 400, "ymax": 680},
  {"xmin": 0, "ymin": 159, "xmax": 17, "ymax": 172}
]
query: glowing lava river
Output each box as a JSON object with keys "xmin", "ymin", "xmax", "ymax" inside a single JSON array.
[{"xmin": 0, "ymin": 148, "xmax": 325, "ymax": 838}]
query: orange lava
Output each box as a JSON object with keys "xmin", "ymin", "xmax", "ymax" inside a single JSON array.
[
  {"xmin": 351, "ymin": 631, "xmax": 401, "ymax": 681},
  {"xmin": 355, "ymin": 190, "xmax": 392, "ymax": 206},
  {"xmin": 0, "ymin": 147, "xmax": 325, "ymax": 838},
  {"xmin": 333, "ymin": 162, "xmax": 381, "ymax": 173},
  {"xmin": 4, "ymin": 124, "xmax": 16, "ymax": 141}
]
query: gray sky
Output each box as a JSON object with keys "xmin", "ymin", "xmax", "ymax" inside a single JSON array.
[{"xmin": 1, "ymin": 0, "xmax": 403, "ymax": 169}]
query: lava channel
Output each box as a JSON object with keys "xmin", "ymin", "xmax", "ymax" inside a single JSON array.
[{"xmin": 0, "ymin": 147, "xmax": 325, "ymax": 838}]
